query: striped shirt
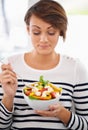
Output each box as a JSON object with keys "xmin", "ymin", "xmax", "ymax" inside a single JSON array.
[{"xmin": 0, "ymin": 53, "xmax": 88, "ymax": 130}]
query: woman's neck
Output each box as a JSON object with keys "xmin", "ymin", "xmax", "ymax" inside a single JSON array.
[{"xmin": 24, "ymin": 51, "xmax": 60, "ymax": 70}]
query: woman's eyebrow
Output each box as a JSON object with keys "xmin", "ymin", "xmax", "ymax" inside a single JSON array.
[
  {"xmin": 47, "ymin": 26, "xmax": 54, "ymax": 29},
  {"xmin": 31, "ymin": 25, "xmax": 53, "ymax": 29},
  {"xmin": 32, "ymin": 25, "xmax": 40, "ymax": 29}
]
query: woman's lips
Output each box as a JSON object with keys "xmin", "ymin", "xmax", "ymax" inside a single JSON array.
[{"xmin": 39, "ymin": 44, "xmax": 50, "ymax": 49}]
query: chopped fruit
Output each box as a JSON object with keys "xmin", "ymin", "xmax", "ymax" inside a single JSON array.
[
  {"xmin": 50, "ymin": 92, "xmax": 57, "ymax": 98},
  {"xmin": 23, "ymin": 76, "xmax": 62, "ymax": 100}
]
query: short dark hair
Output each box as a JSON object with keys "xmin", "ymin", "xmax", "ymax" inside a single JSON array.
[{"xmin": 24, "ymin": 0, "xmax": 68, "ymax": 40}]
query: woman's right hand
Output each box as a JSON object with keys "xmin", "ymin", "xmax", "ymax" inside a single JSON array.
[
  {"xmin": 0, "ymin": 63, "xmax": 18, "ymax": 98},
  {"xmin": 0, "ymin": 63, "xmax": 18, "ymax": 111}
]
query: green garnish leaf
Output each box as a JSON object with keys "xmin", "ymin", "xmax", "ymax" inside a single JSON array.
[{"xmin": 39, "ymin": 75, "xmax": 49, "ymax": 87}]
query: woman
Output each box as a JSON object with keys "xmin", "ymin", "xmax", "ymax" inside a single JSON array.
[{"xmin": 0, "ymin": 0, "xmax": 88, "ymax": 129}]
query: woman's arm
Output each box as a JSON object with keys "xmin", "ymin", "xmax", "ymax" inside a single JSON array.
[
  {"xmin": 0, "ymin": 101, "xmax": 13, "ymax": 129},
  {"xmin": 0, "ymin": 63, "xmax": 18, "ymax": 129},
  {"xmin": 35, "ymin": 103, "xmax": 71, "ymax": 125},
  {"xmin": 0, "ymin": 64, "xmax": 17, "ymax": 111}
]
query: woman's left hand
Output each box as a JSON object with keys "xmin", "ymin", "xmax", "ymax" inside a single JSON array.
[
  {"xmin": 35, "ymin": 103, "xmax": 71, "ymax": 125},
  {"xmin": 35, "ymin": 103, "xmax": 63, "ymax": 118}
]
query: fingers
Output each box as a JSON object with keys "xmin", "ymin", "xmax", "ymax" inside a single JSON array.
[
  {"xmin": 1, "ymin": 63, "xmax": 12, "ymax": 71},
  {"xmin": 35, "ymin": 104, "xmax": 62, "ymax": 117},
  {"xmin": 1, "ymin": 71, "xmax": 17, "ymax": 84},
  {"xmin": 2, "ymin": 69, "xmax": 16, "ymax": 77},
  {"xmin": 1, "ymin": 64, "xmax": 17, "ymax": 84},
  {"xmin": 49, "ymin": 103, "xmax": 60, "ymax": 110},
  {"xmin": 35, "ymin": 109, "xmax": 56, "ymax": 117}
]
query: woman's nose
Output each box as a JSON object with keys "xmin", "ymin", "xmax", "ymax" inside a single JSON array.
[{"xmin": 40, "ymin": 33, "xmax": 48, "ymax": 42}]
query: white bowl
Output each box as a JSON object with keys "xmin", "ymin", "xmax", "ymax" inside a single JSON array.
[{"xmin": 23, "ymin": 89, "xmax": 61, "ymax": 110}]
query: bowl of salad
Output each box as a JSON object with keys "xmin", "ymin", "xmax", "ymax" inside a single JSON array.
[{"xmin": 23, "ymin": 76, "xmax": 62, "ymax": 110}]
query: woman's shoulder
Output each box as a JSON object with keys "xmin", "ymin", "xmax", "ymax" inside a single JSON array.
[
  {"xmin": 0, "ymin": 53, "xmax": 23, "ymax": 65},
  {"xmin": 0, "ymin": 53, "xmax": 25, "ymax": 67},
  {"xmin": 61, "ymin": 54, "xmax": 87, "ymax": 71},
  {"xmin": 8, "ymin": 53, "xmax": 24, "ymax": 63},
  {"xmin": 61, "ymin": 54, "xmax": 78, "ymax": 64},
  {"xmin": 8, "ymin": 53, "xmax": 24, "ymax": 59},
  {"xmin": 61, "ymin": 54, "xmax": 88, "ymax": 75}
]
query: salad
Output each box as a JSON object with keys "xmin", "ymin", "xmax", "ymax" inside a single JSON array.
[{"xmin": 23, "ymin": 76, "xmax": 62, "ymax": 100}]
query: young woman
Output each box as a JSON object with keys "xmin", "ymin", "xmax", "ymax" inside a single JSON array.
[{"xmin": 0, "ymin": 0, "xmax": 88, "ymax": 129}]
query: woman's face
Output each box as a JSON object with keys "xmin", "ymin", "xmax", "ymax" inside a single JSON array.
[{"xmin": 27, "ymin": 15, "xmax": 60, "ymax": 55}]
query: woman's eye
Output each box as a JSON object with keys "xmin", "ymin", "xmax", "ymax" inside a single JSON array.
[
  {"xmin": 33, "ymin": 32, "xmax": 41, "ymax": 35},
  {"xmin": 48, "ymin": 32, "xmax": 55, "ymax": 35}
]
